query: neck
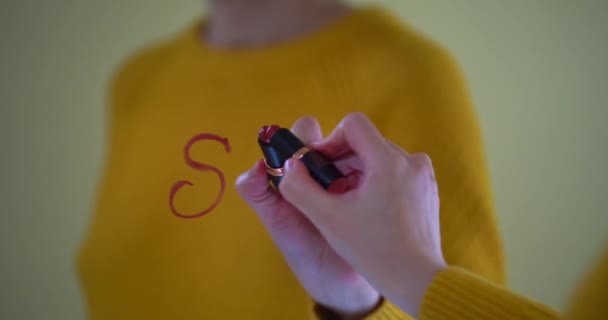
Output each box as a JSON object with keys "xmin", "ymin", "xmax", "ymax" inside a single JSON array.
[{"xmin": 205, "ymin": 0, "xmax": 351, "ymax": 48}]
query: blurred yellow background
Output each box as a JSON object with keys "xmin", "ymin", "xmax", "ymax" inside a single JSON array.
[{"xmin": 1, "ymin": 0, "xmax": 607, "ymax": 319}]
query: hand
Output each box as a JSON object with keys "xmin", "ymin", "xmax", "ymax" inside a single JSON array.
[
  {"xmin": 278, "ymin": 113, "xmax": 447, "ymax": 317},
  {"xmin": 236, "ymin": 117, "xmax": 380, "ymax": 318}
]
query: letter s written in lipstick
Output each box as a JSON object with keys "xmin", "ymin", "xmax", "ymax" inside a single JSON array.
[{"xmin": 169, "ymin": 133, "xmax": 232, "ymax": 219}]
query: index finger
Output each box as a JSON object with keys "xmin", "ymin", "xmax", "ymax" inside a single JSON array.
[
  {"xmin": 290, "ymin": 116, "xmax": 323, "ymax": 145},
  {"xmin": 314, "ymin": 112, "xmax": 389, "ymax": 165}
]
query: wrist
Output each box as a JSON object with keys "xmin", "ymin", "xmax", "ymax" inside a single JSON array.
[{"xmin": 399, "ymin": 258, "xmax": 447, "ymax": 317}]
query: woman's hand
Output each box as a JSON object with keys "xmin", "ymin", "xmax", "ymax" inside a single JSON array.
[
  {"xmin": 279, "ymin": 113, "xmax": 447, "ymax": 317},
  {"xmin": 236, "ymin": 117, "xmax": 380, "ymax": 319}
]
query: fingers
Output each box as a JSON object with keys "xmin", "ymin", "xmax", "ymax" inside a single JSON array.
[
  {"xmin": 410, "ymin": 152, "xmax": 432, "ymax": 168},
  {"xmin": 235, "ymin": 160, "xmax": 281, "ymax": 218},
  {"xmin": 332, "ymin": 153, "xmax": 364, "ymax": 175},
  {"xmin": 314, "ymin": 112, "xmax": 390, "ymax": 166},
  {"xmin": 291, "ymin": 116, "xmax": 323, "ymax": 145},
  {"xmin": 279, "ymin": 158, "xmax": 336, "ymax": 226},
  {"xmin": 237, "ymin": 117, "xmax": 323, "ymax": 211},
  {"xmin": 385, "ymin": 139, "xmax": 410, "ymax": 157},
  {"xmin": 319, "ymin": 137, "xmax": 410, "ymax": 177},
  {"xmin": 410, "ymin": 152, "xmax": 436, "ymax": 182}
]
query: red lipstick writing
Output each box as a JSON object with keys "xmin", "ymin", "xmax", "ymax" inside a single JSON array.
[{"xmin": 169, "ymin": 133, "xmax": 231, "ymax": 219}]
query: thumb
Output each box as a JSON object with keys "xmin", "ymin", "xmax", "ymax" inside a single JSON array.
[
  {"xmin": 279, "ymin": 158, "xmax": 336, "ymax": 225},
  {"xmin": 237, "ymin": 160, "xmax": 318, "ymax": 253},
  {"xmin": 235, "ymin": 160, "xmax": 281, "ymax": 218}
]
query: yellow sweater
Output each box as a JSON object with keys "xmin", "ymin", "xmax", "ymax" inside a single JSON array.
[
  {"xmin": 421, "ymin": 245, "xmax": 608, "ymax": 320},
  {"xmin": 78, "ymin": 8, "xmax": 503, "ymax": 319}
]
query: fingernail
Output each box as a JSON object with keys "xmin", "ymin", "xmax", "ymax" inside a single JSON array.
[
  {"xmin": 236, "ymin": 171, "xmax": 249, "ymax": 185},
  {"xmin": 285, "ymin": 159, "xmax": 295, "ymax": 171}
]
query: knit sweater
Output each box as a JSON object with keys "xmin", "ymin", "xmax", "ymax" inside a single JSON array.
[
  {"xmin": 78, "ymin": 7, "xmax": 504, "ymax": 319},
  {"xmin": 420, "ymin": 245, "xmax": 608, "ymax": 320}
]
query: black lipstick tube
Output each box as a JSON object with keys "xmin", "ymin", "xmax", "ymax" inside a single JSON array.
[
  {"xmin": 258, "ymin": 136, "xmax": 286, "ymax": 189},
  {"xmin": 262, "ymin": 128, "xmax": 346, "ymax": 192}
]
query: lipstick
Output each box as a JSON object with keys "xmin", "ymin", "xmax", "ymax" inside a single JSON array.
[
  {"xmin": 258, "ymin": 125, "xmax": 349, "ymax": 194},
  {"xmin": 258, "ymin": 126, "xmax": 286, "ymax": 189}
]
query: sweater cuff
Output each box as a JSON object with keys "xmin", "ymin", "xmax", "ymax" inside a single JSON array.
[
  {"xmin": 363, "ymin": 299, "xmax": 412, "ymax": 320},
  {"xmin": 312, "ymin": 299, "xmax": 411, "ymax": 320},
  {"xmin": 420, "ymin": 266, "xmax": 559, "ymax": 320}
]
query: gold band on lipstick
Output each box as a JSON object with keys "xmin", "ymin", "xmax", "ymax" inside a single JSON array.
[
  {"xmin": 264, "ymin": 160, "xmax": 285, "ymax": 177},
  {"xmin": 292, "ymin": 146, "xmax": 311, "ymax": 160},
  {"xmin": 264, "ymin": 146, "xmax": 311, "ymax": 177}
]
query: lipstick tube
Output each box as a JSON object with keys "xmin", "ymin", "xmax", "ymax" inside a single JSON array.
[
  {"xmin": 258, "ymin": 126, "xmax": 286, "ymax": 189},
  {"xmin": 258, "ymin": 126, "xmax": 348, "ymax": 193}
]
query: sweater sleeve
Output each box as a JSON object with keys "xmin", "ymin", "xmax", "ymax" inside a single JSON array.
[
  {"xmin": 108, "ymin": 42, "xmax": 174, "ymax": 128},
  {"xmin": 420, "ymin": 247, "xmax": 608, "ymax": 320},
  {"xmin": 377, "ymin": 46, "xmax": 505, "ymax": 285},
  {"xmin": 319, "ymin": 247, "xmax": 608, "ymax": 320},
  {"xmin": 420, "ymin": 267, "xmax": 559, "ymax": 320},
  {"xmin": 564, "ymin": 245, "xmax": 608, "ymax": 320},
  {"xmin": 100, "ymin": 45, "xmax": 167, "ymax": 170},
  {"xmin": 363, "ymin": 301, "xmax": 414, "ymax": 320}
]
